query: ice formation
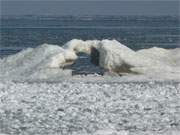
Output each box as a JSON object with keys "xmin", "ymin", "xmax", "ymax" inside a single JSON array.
[
  {"xmin": 0, "ymin": 43, "xmax": 77, "ymax": 81},
  {"xmin": 0, "ymin": 39, "xmax": 180, "ymax": 81},
  {"xmin": 0, "ymin": 39, "xmax": 180, "ymax": 134},
  {"xmin": 64, "ymin": 39, "xmax": 180, "ymax": 79}
]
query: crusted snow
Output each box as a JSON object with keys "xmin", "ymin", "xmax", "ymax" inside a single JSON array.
[{"xmin": 0, "ymin": 81, "xmax": 180, "ymax": 135}]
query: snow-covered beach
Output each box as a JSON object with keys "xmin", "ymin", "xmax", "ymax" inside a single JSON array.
[{"xmin": 1, "ymin": 0, "xmax": 180, "ymax": 133}]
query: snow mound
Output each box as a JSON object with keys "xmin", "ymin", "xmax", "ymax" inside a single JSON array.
[
  {"xmin": 0, "ymin": 43, "xmax": 77, "ymax": 81},
  {"xmin": 0, "ymin": 39, "xmax": 180, "ymax": 81}
]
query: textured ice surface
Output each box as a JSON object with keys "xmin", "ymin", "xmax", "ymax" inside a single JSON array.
[{"xmin": 0, "ymin": 81, "xmax": 180, "ymax": 135}]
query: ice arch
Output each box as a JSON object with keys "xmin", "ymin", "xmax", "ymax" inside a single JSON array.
[
  {"xmin": 64, "ymin": 39, "xmax": 141, "ymax": 74},
  {"xmin": 64, "ymin": 39, "xmax": 180, "ymax": 76}
]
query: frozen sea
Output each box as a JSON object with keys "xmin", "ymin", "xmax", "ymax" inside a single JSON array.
[{"xmin": 0, "ymin": 15, "xmax": 180, "ymax": 135}]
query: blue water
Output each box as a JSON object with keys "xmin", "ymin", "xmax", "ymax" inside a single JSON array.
[{"xmin": 1, "ymin": 15, "xmax": 179, "ymax": 57}]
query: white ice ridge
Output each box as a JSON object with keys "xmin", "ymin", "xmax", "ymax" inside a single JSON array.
[
  {"xmin": 0, "ymin": 39, "xmax": 180, "ymax": 81},
  {"xmin": 64, "ymin": 39, "xmax": 180, "ymax": 78}
]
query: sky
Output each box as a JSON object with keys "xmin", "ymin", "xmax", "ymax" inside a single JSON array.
[{"xmin": 1, "ymin": 0, "xmax": 179, "ymax": 16}]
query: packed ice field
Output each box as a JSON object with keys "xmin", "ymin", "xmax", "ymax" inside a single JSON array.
[{"xmin": 0, "ymin": 39, "xmax": 180, "ymax": 135}]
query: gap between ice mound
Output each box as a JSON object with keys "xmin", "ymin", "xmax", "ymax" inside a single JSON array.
[{"xmin": 0, "ymin": 39, "xmax": 180, "ymax": 81}]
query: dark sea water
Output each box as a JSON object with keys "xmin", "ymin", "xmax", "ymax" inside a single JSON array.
[
  {"xmin": 0, "ymin": 15, "xmax": 179, "ymax": 74},
  {"xmin": 1, "ymin": 15, "xmax": 180, "ymax": 56}
]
